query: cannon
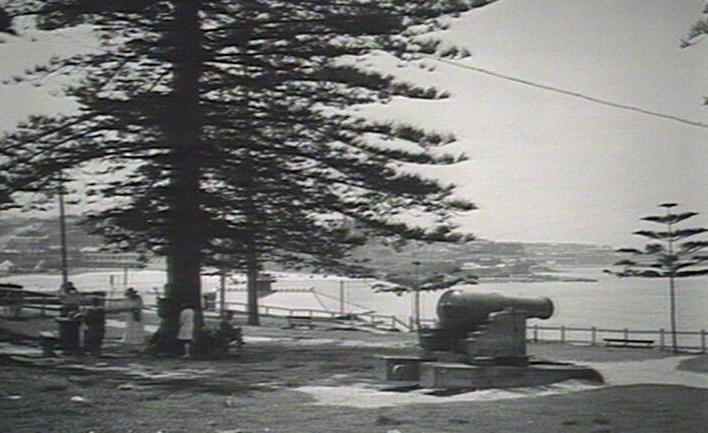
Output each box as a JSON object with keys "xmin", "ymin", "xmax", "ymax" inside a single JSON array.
[
  {"xmin": 380, "ymin": 289, "xmax": 602, "ymax": 389},
  {"xmin": 419, "ymin": 291, "xmax": 553, "ymax": 364}
]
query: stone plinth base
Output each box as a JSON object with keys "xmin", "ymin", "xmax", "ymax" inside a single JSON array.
[{"xmin": 419, "ymin": 362, "xmax": 603, "ymax": 389}]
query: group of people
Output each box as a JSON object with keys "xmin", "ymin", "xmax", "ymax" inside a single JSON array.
[
  {"xmin": 57, "ymin": 282, "xmax": 146, "ymax": 355},
  {"xmin": 55, "ymin": 282, "xmax": 214, "ymax": 358}
]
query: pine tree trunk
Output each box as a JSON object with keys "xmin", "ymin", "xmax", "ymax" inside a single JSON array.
[
  {"xmin": 240, "ymin": 135, "xmax": 260, "ymax": 325},
  {"xmin": 669, "ymin": 276, "xmax": 678, "ymax": 353},
  {"xmin": 150, "ymin": 0, "xmax": 205, "ymax": 354}
]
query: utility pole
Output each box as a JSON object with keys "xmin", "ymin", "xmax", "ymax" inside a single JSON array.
[
  {"xmin": 57, "ymin": 172, "xmax": 69, "ymax": 285},
  {"xmin": 412, "ymin": 261, "xmax": 421, "ymax": 332}
]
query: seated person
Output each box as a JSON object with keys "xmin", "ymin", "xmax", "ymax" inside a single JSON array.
[{"xmin": 215, "ymin": 311, "xmax": 243, "ymax": 355}]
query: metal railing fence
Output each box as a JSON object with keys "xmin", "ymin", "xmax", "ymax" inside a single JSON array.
[{"xmin": 528, "ymin": 324, "xmax": 708, "ymax": 353}]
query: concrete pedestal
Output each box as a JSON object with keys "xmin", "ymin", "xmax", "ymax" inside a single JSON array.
[{"xmin": 419, "ymin": 362, "xmax": 603, "ymax": 389}]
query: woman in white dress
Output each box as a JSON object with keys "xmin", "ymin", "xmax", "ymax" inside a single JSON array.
[{"xmin": 122, "ymin": 288, "xmax": 145, "ymax": 346}]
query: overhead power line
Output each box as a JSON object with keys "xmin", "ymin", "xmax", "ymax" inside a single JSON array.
[{"xmin": 430, "ymin": 56, "xmax": 708, "ymax": 131}]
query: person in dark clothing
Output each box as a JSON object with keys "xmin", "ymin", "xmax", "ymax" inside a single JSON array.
[
  {"xmin": 215, "ymin": 311, "xmax": 243, "ymax": 356},
  {"xmin": 58, "ymin": 281, "xmax": 81, "ymax": 318},
  {"xmin": 83, "ymin": 296, "xmax": 106, "ymax": 356}
]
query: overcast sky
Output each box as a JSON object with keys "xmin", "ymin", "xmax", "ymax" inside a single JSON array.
[
  {"xmin": 369, "ymin": 0, "xmax": 708, "ymax": 246},
  {"xmin": 1, "ymin": 0, "xmax": 707, "ymax": 247}
]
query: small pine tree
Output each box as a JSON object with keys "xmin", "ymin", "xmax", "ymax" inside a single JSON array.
[{"xmin": 605, "ymin": 203, "xmax": 708, "ymax": 353}]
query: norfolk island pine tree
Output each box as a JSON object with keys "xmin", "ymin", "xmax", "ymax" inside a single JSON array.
[
  {"xmin": 605, "ymin": 203, "xmax": 708, "ymax": 353},
  {"xmin": 0, "ymin": 1, "xmax": 499, "ymax": 354}
]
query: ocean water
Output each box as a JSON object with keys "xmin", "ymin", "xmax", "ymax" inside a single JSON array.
[
  {"xmin": 262, "ymin": 269, "xmax": 708, "ymax": 333},
  {"xmin": 3, "ymin": 267, "xmax": 706, "ymax": 333}
]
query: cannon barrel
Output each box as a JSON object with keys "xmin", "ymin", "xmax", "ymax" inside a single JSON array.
[{"xmin": 436, "ymin": 290, "xmax": 554, "ymax": 332}]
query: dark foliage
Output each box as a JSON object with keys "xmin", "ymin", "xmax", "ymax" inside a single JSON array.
[{"xmin": 0, "ymin": 0, "xmax": 493, "ymax": 346}]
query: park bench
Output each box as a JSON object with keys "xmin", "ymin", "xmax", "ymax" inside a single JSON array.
[
  {"xmin": 603, "ymin": 338, "xmax": 655, "ymax": 349},
  {"xmin": 286, "ymin": 315, "xmax": 315, "ymax": 329}
]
